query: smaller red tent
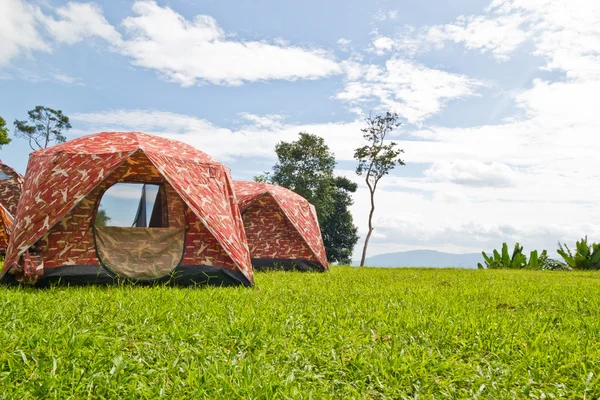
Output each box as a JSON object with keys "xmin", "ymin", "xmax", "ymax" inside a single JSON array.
[
  {"xmin": 0, "ymin": 204, "xmax": 14, "ymax": 256},
  {"xmin": 233, "ymin": 181, "xmax": 328, "ymax": 271}
]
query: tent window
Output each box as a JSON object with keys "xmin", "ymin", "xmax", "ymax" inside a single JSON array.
[
  {"xmin": 95, "ymin": 183, "xmax": 168, "ymax": 228},
  {"xmin": 0, "ymin": 171, "xmax": 10, "ymax": 181}
]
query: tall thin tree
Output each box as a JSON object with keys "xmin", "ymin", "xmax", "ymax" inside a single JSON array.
[
  {"xmin": 14, "ymin": 106, "xmax": 71, "ymax": 150},
  {"xmin": 354, "ymin": 112, "xmax": 405, "ymax": 267}
]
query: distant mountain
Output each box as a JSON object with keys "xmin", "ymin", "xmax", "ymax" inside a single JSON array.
[{"xmin": 353, "ymin": 250, "xmax": 483, "ymax": 269}]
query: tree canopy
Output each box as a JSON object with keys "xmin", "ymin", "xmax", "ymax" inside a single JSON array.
[
  {"xmin": 0, "ymin": 117, "xmax": 11, "ymax": 149},
  {"xmin": 14, "ymin": 106, "xmax": 71, "ymax": 151}
]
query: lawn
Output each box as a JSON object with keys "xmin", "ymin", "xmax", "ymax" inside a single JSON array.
[{"xmin": 1, "ymin": 267, "xmax": 599, "ymax": 399}]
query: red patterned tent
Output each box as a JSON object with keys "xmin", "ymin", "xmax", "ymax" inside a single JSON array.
[
  {"xmin": 0, "ymin": 203, "xmax": 14, "ymax": 256},
  {"xmin": 233, "ymin": 181, "xmax": 328, "ymax": 271},
  {"xmin": 0, "ymin": 160, "xmax": 24, "ymax": 216},
  {"xmin": 1, "ymin": 132, "xmax": 253, "ymax": 287}
]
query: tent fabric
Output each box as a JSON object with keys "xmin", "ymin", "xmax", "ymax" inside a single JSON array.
[
  {"xmin": 0, "ymin": 161, "xmax": 24, "ymax": 216},
  {"xmin": 0, "ymin": 204, "xmax": 14, "ymax": 254},
  {"xmin": 2, "ymin": 132, "xmax": 253, "ymax": 286},
  {"xmin": 94, "ymin": 226, "xmax": 185, "ymax": 280},
  {"xmin": 233, "ymin": 181, "xmax": 328, "ymax": 270}
]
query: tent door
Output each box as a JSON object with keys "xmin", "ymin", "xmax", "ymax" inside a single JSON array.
[{"xmin": 94, "ymin": 226, "xmax": 185, "ymax": 280}]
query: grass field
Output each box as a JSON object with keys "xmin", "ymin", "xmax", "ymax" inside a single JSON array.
[{"xmin": 1, "ymin": 267, "xmax": 600, "ymax": 399}]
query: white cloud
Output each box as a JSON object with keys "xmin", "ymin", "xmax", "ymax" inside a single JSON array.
[
  {"xmin": 424, "ymin": 14, "xmax": 530, "ymax": 61},
  {"xmin": 115, "ymin": 1, "xmax": 341, "ymax": 86},
  {"xmin": 337, "ymin": 38, "xmax": 352, "ymax": 51},
  {"xmin": 349, "ymin": 183, "xmax": 600, "ymax": 258},
  {"xmin": 2, "ymin": 0, "xmax": 341, "ymax": 86},
  {"xmin": 337, "ymin": 58, "xmax": 486, "ymax": 123},
  {"xmin": 424, "ymin": 160, "xmax": 519, "ymax": 187},
  {"xmin": 374, "ymin": 9, "xmax": 398, "ymax": 21},
  {"xmin": 0, "ymin": 0, "xmax": 49, "ymax": 64},
  {"xmin": 386, "ymin": 0, "xmax": 600, "ymax": 73},
  {"xmin": 70, "ymin": 109, "xmax": 366, "ymax": 162},
  {"xmin": 338, "ymin": 0, "xmax": 600, "ymax": 257},
  {"xmin": 52, "ymin": 73, "xmax": 84, "ymax": 85},
  {"xmin": 43, "ymin": 2, "xmax": 122, "ymax": 45},
  {"xmin": 238, "ymin": 113, "xmax": 285, "ymax": 130},
  {"xmin": 371, "ymin": 36, "xmax": 395, "ymax": 55}
]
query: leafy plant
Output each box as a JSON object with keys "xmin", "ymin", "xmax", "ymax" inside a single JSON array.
[
  {"xmin": 478, "ymin": 243, "xmax": 544, "ymax": 270},
  {"xmin": 557, "ymin": 236, "xmax": 600, "ymax": 270}
]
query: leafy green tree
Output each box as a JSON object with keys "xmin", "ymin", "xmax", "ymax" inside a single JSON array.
[
  {"xmin": 354, "ymin": 112, "xmax": 405, "ymax": 267},
  {"xmin": 262, "ymin": 132, "xmax": 336, "ymax": 221},
  {"xmin": 258, "ymin": 132, "xmax": 359, "ymax": 264},
  {"xmin": 14, "ymin": 106, "xmax": 71, "ymax": 150},
  {"xmin": 95, "ymin": 207, "xmax": 111, "ymax": 227},
  {"xmin": 321, "ymin": 177, "xmax": 359, "ymax": 264},
  {"xmin": 0, "ymin": 117, "xmax": 11, "ymax": 149}
]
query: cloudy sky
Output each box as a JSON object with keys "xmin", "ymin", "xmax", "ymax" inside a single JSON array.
[{"xmin": 1, "ymin": 0, "xmax": 599, "ymax": 259}]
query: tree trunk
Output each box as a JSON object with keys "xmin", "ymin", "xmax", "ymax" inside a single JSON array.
[{"xmin": 359, "ymin": 187, "xmax": 376, "ymax": 266}]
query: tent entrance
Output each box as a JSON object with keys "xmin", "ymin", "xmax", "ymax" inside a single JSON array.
[{"xmin": 93, "ymin": 182, "xmax": 184, "ymax": 280}]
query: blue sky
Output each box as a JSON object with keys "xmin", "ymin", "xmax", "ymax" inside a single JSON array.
[{"xmin": 1, "ymin": 0, "xmax": 599, "ymax": 258}]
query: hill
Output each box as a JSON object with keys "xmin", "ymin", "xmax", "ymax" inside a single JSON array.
[{"xmin": 356, "ymin": 249, "xmax": 483, "ymax": 268}]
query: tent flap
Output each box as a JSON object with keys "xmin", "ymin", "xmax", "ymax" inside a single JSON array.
[{"xmin": 94, "ymin": 226, "xmax": 185, "ymax": 280}]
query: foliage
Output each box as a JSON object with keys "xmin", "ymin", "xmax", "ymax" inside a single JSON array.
[
  {"xmin": 478, "ymin": 243, "xmax": 568, "ymax": 271},
  {"xmin": 479, "ymin": 243, "xmax": 525, "ymax": 269},
  {"xmin": 0, "ymin": 116, "xmax": 11, "ymax": 149},
  {"xmin": 354, "ymin": 111, "xmax": 405, "ymax": 266},
  {"xmin": 320, "ymin": 177, "xmax": 359, "ymax": 264},
  {"xmin": 259, "ymin": 132, "xmax": 358, "ymax": 264},
  {"xmin": 478, "ymin": 243, "xmax": 535, "ymax": 269},
  {"xmin": 557, "ymin": 236, "xmax": 600, "ymax": 270},
  {"xmin": 539, "ymin": 253, "xmax": 571, "ymax": 271},
  {"xmin": 14, "ymin": 105, "xmax": 72, "ymax": 151},
  {"xmin": 267, "ymin": 132, "xmax": 336, "ymax": 221},
  {"xmin": 94, "ymin": 207, "xmax": 111, "ymax": 227},
  {"xmin": 253, "ymin": 172, "xmax": 271, "ymax": 183},
  {"xmin": 1, "ymin": 268, "xmax": 599, "ymax": 398}
]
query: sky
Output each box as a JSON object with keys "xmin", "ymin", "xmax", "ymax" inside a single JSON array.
[{"xmin": 1, "ymin": 0, "xmax": 599, "ymax": 259}]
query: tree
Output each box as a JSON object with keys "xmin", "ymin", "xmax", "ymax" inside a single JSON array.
[
  {"xmin": 14, "ymin": 106, "xmax": 71, "ymax": 150},
  {"xmin": 354, "ymin": 112, "xmax": 405, "ymax": 267},
  {"xmin": 95, "ymin": 207, "xmax": 111, "ymax": 227},
  {"xmin": 0, "ymin": 117, "xmax": 11, "ymax": 149},
  {"xmin": 321, "ymin": 177, "xmax": 359, "ymax": 264},
  {"xmin": 258, "ymin": 132, "xmax": 359, "ymax": 264},
  {"xmin": 265, "ymin": 132, "xmax": 336, "ymax": 221}
]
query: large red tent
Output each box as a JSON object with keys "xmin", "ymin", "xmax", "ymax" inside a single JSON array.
[
  {"xmin": 0, "ymin": 203, "xmax": 14, "ymax": 256},
  {"xmin": 1, "ymin": 132, "xmax": 253, "ymax": 287},
  {"xmin": 0, "ymin": 160, "xmax": 23, "ymax": 216},
  {"xmin": 233, "ymin": 181, "xmax": 328, "ymax": 271}
]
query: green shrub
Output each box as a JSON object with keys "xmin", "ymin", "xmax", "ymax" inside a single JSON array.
[
  {"xmin": 478, "ymin": 243, "xmax": 565, "ymax": 270},
  {"xmin": 557, "ymin": 236, "xmax": 600, "ymax": 270},
  {"xmin": 479, "ymin": 243, "xmax": 528, "ymax": 269}
]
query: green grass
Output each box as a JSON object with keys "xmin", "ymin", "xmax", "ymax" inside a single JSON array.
[{"xmin": 1, "ymin": 267, "xmax": 600, "ymax": 399}]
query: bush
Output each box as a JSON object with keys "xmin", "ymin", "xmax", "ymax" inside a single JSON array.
[
  {"xmin": 478, "ymin": 243, "xmax": 566, "ymax": 270},
  {"xmin": 557, "ymin": 236, "xmax": 600, "ymax": 270}
]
